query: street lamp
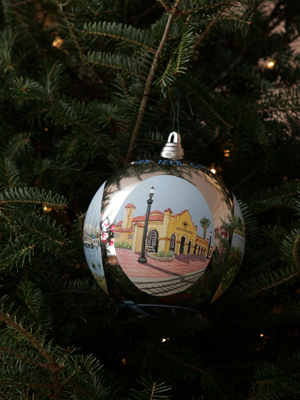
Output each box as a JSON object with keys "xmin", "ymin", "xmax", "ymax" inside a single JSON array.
[
  {"xmin": 138, "ymin": 186, "xmax": 155, "ymax": 264},
  {"xmin": 206, "ymin": 231, "xmax": 212, "ymax": 259}
]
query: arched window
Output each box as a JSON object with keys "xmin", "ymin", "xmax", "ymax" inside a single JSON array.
[
  {"xmin": 188, "ymin": 240, "xmax": 192, "ymax": 254},
  {"xmin": 180, "ymin": 236, "xmax": 185, "ymax": 254}
]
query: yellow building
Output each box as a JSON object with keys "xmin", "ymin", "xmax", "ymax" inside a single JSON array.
[{"xmin": 114, "ymin": 203, "xmax": 212, "ymax": 256}]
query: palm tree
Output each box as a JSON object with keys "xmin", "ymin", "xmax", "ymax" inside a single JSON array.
[
  {"xmin": 235, "ymin": 216, "xmax": 244, "ymax": 235},
  {"xmin": 200, "ymin": 217, "xmax": 211, "ymax": 240}
]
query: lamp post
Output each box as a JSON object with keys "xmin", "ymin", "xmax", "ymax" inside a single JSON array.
[
  {"xmin": 206, "ymin": 231, "xmax": 212, "ymax": 259},
  {"xmin": 138, "ymin": 186, "xmax": 155, "ymax": 264}
]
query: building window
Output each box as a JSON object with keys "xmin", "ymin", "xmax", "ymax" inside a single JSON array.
[
  {"xmin": 115, "ymin": 233, "xmax": 120, "ymax": 238},
  {"xmin": 128, "ymin": 235, "xmax": 133, "ymax": 239}
]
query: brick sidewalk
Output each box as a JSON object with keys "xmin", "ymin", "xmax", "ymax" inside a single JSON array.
[
  {"xmin": 115, "ymin": 248, "xmax": 209, "ymax": 278},
  {"xmin": 115, "ymin": 248, "xmax": 209, "ymax": 295}
]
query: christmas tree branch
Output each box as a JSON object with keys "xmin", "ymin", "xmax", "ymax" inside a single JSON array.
[
  {"xmin": 185, "ymin": 81, "xmax": 233, "ymax": 128},
  {"xmin": 231, "ymin": 165, "xmax": 260, "ymax": 190},
  {"xmin": 70, "ymin": 383, "xmax": 97, "ymax": 400},
  {"xmin": 130, "ymin": 3, "xmax": 160, "ymax": 22},
  {"xmin": 0, "ymin": 311, "xmax": 63, "ymax": 399},
  {"xmin": 148, "ymin": 344, "xmax": 223, "ymax": 395},
  {"xmin": 124, "ymin": 1, "xmax": 181, "ymax": 164},
  {"xmin": 0, "ymin": 381, "xmax": 52, "ymax": 389},
  {"xmin": 183, "ymin": 1, "xmax": 238, "ymax": 15},
  {"xmin": 209, "ymin": 54, "xmax": 244, "ymax": 90},
  {"xmin": 37, "ymin": 265, "xmax": 89, "ymax": 323},
  {"xmin": 56, "ymin": 0, "xmax": 86, "ymax": 61},
  {"xmin": 233, "ymin": 272, "xmax": 299, "ymax": 301},
  {"xmin": 0, "ymin": 345, "xmax": 51, "ymax": 368},
  {"xmin": 293, "ymin": 234, "xmax": 300, "ymax": 272},
  {"xmin": 55, "ymin": 0, "xmax": 107, "ymax": 93},
  {"xmin": 193, "ymin": 0, "xmax": 236, "ymax": 49}
]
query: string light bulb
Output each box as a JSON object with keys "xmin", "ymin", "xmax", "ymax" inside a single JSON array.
[
  {"xmin": 43, "ymin": 205, "xmax": 52, "ymax": 213},
  {"xmin": 52, "ymin": 37, "xmax": 63, "ymax": 48},
  {"xmin": 266, "ymin": 60, "xmax": 275, "ymax": 69},
  {"xmin": 224, "ymin": 150, "xmax": 230, "ymax": 157}
]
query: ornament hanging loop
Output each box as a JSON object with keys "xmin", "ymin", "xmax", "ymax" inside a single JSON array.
[{"xmin": 161, "ymin": 132, "xmax": 184, "ymax": 160}]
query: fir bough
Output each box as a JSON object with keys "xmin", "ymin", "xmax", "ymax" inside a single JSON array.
[{"xmin": 0, "ymin": 0, "xmax": 300, "ymax": 399}]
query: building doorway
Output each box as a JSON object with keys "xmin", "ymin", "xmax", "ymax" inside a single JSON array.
[
  {"xmin": 147, "ymin": 230, "xmax": 158, "ymax": 252},
  {"xmin": 169, "ymin": 233, "xmax": 176, "ymax": 252}
]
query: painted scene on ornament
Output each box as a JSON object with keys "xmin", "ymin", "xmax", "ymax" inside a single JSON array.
[
  {"xmin": 83, "ymin": 182, "xmax": 108, "ymax": 294},
  {"xmin": 113, "ymin": 175, "xmax": 217, "ymax": 296}
]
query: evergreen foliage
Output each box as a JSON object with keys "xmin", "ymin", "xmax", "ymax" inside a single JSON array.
[{"xmin": 0, "ymin": 0, "xmax": 300, "ymax": 399}]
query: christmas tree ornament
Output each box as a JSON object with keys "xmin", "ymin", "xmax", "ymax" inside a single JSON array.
[{"xmin": 83, "ymin": 132, "xmax": 245, "ymax": 317}]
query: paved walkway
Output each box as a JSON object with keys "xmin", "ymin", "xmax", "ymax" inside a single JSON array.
[{"xmin": 115, "ymin": 248, "xmax": 209, "ymax": 296}]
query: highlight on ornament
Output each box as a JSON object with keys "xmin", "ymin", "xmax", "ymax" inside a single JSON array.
[{"xmin": 83, "ymin": 132, "xmax": 246, "ymax": 317}]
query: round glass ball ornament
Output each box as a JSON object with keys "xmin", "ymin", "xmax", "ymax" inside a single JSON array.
[{"xmin": 83, "ymin": 132, "xmax": 245, "ymax": 317}]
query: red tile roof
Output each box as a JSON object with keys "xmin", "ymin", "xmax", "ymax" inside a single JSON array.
[
  {"xmin": 173, "ymin": 209, "xmax": 189, "ymax": 217},
  {"xmin": 133, "ymin": 223, "xmax": 144, "ymax": 228},
  {"xmin": 132, "ymin": 210, "xmax": 164, "ymax": 222},
  {"xmin": 149, "ymin": 214, "xmax": 163, "ymax": 221},
  {"xmin": 114, "ymin": 228, "xmax": 134, "ymax": 233},
  {"xmin": 151, "ymin": 210, "xmax": 164, "ymax": 215},
  {"xmin": 125, "ymin": 203, "xmax": 136, "ymax": 208},
  {"xmin": 132, "ymin": 214, "xmax": 146, "ymax": 222}
]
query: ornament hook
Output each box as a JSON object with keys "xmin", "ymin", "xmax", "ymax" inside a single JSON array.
[{"xmin": 160, "ymin": 132, "xmax": 184, "ymax": 160}]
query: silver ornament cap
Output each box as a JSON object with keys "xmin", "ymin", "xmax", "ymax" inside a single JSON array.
[{"xmin": 161, "ymin": 132, "xmax": 184, "ymax": 160}]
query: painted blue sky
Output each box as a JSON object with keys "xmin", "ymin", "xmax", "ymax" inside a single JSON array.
[{"xmin": 116, "ymin": 175, "xmax": 214, "ymax": 242}]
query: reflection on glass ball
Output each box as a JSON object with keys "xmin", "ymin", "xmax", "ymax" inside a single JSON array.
[{"xmin": 83, "ymin": 158, "xmax": 245, "ymax": 317}]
